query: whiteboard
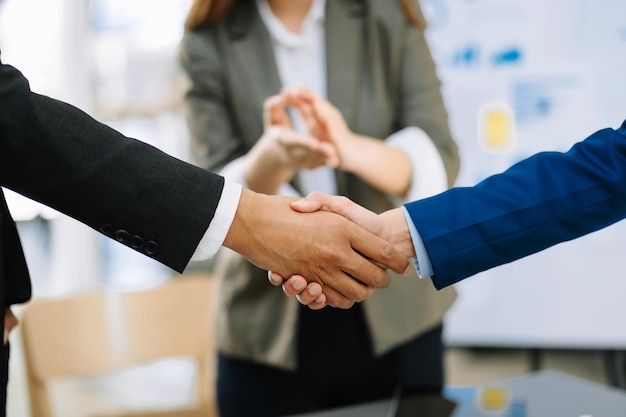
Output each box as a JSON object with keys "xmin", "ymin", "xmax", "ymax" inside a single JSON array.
[{"xmin": 420, "ymin": 0, "xmax": 626, "ymax": 347}]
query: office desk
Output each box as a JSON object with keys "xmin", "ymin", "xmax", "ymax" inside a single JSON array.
[{"xmin": 285, "ymin": 370, "xmax": 626, "ymax": 417}]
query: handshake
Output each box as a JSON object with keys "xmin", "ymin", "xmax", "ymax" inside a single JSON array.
[{"xmin": 222, "ymin": 188, "xmax": 417, "ymax": 310}]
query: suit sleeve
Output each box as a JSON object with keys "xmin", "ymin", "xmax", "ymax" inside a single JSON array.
[
  {"xmin": 405, "ymin": 121, "xmax": 626, "ymax": 289},
  {"xmin": 0, "ymin": 59, "xmax": 225, "ymax": 273}
]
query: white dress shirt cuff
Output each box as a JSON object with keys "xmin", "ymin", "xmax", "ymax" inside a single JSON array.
[
  {"xmin": 402, "ymin": 206, "xmax": 433, "ymax": 279},
  {"xmin": 387, "ymin": 126, "xmax": 448, "ymax": 204},
  {"xmin": 191, "ymin": 181, "xmax": 242, "ymax": 261}
]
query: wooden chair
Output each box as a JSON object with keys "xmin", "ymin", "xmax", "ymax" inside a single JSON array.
[{"xmin": 20, "ymin": 275, "xmax": 218, "ymax": 417}]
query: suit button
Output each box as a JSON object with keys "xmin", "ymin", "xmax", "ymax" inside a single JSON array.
[
  {"xmin": 114, "ymin": 229, "xmax": 130, "ymax": 244},
  {"xmin": 145, "ymin": 240, "xmax": 159, "ymax": 255},
  {"xmin": 100, "ymin": 224, "xmax": 115, "ymax": 236},
  {"xmin": 130, "ymin": 235, "xmax": 144, "ymax": 249}
]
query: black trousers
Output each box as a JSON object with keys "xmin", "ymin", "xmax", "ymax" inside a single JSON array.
[
  {"xmin": 217, "ymin": 303, "xmax": 444, "ymax": 417},
  {"xmin": 1, "ymin": 343, "xmax": 9, "ymax": 417}
]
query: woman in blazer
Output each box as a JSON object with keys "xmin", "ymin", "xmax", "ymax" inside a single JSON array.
[{"xmin": 180, "ymin": 1, "xmax": 460, "ymax": 415}]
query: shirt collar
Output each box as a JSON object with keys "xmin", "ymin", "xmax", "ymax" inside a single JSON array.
[{"xmin": 256, "ymin": 0, "xmax": 326, "ymax": 48}]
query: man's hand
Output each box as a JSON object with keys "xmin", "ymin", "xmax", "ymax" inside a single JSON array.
[
  {"xmin": 223, "ymin": 189, "xmax": 409, "ymax": 308},
  {"xmin": 268, "ymin": 192, "xmax": 416, "ymax": 309}
]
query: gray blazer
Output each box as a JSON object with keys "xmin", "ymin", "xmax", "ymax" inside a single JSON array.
[{"xmin": 180, "ymin": 0, "xmax": 459, "ymax": 369}]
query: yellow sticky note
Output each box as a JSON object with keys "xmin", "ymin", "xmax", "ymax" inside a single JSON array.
[
  {"xmin": 478, "ymin": 103, "xmax": 516, "ymax": 152},
  {"xmin": 479, "ymin": 387, "xmax": 510, "ymax": 411}
]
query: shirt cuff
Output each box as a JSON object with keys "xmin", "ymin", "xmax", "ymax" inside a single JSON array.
[
  {"xmin": 402, "ymin": 206, "xmax": 433, "ymax": 279},
  {"xmin": 191, "ymin": 181, "xmax": 242, "ymax": 261},
  {"xmin": 387, "ymin": 126, "xmax": 448, "ymax": 204}
]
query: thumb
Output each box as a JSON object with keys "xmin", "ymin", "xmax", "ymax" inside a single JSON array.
[
  {"xmin": 291, "ymin": 192, "xmax": 381, "ymax": 235},
  {"xmin": 290, "ymin": 191, "xmax": 351, "ymax": 214},
  {"xmin": 290, "ymin": 195, "xmax": 323, "ymax": 213}
]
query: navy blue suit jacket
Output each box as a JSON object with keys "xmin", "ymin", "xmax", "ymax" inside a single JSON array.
[{"xmin": 405, "ymin": 120, "xmax": 626, "ymax": 290}]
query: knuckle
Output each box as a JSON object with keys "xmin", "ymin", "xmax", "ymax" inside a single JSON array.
[
  {"xmin": 352, "ymin": 287, "xmax": 368, "ymax": 303},
  {"xmin": 337, "ymin": 195, "xmax": 350, "ymax": 206},
  {"xmin": 308, "ymin": 191, "xmax": 322, "ymax": 200},
  {"xmin": 378, "ymin": 243, "xmax": 395, "ymax": 262},
  {"xmin": 373, "ymin": 270, "xmax": 391, "ymax": 288},
  {"xmin": 319, "ymin": 246, "xmax": 340, "ymax": 264},
  {"xmin": 327, "ymin": 294, "xmax": 350, "ymax": 309}
]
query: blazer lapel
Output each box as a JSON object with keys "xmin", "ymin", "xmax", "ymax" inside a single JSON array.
[
  {"xmin": 325, "ymin": 0, "xmax": 366, "ymax": 129},
  {"xmin": 226, "ymin": 1, "xmax": 283, "ymax": 111}
]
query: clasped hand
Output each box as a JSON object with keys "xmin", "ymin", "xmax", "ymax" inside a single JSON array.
[
  {"xmin": 269, "ymin": 192, "xmax": 416, "ymax": 310},
  {"xmin": 246, "ymin": 87, "xmax": 358, "ymax": 183}
]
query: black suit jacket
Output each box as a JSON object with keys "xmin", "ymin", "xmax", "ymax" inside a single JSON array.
[
  {"xmin": 0, "ymin": 196, "xmax": 30, "ymax": 306},
  {"xmin": 0, "ymin": 55, "xmax": 226, "ymax": 334}
]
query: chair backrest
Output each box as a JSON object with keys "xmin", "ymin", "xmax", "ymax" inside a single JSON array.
[{"xmin": 20, "ymin": 275, "xmax": 218, "ymax": 417}]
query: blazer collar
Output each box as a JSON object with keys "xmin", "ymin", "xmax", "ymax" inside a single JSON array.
[
  {"xmin": 225, "ymin": 0, "xmax": 257, "ymax": 40},
  {"xmin": 226, "ymin": 0, "xmax": 283, "ymax": 106},
  {"xmin": 224, "ymin": 0, "xmax": 367, "ymax": 126}
]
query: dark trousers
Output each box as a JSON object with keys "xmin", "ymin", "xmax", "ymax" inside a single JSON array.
[
  {"xmin": 217, "ymin": 304, "xmax": 444, "ymax": 417},
  {"xmin": 1, "ymin": 343, "xmax": 9, "ymax": 417}
]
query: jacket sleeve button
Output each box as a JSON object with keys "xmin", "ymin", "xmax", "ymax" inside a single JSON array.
[
  {"xmin": 145, "ymin": 240, "xmax": 160, "ymax": 255},
  {"xmin": 114, "ymin": 229, "xmax": 130, "ymax": 244},
  {"xmin": 130, "ymin": 235, "xmax": 145, "ymax": 249},
  {"xmin": 100, "ymin": 224, "xmax": 115, "ymax": 236}
]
